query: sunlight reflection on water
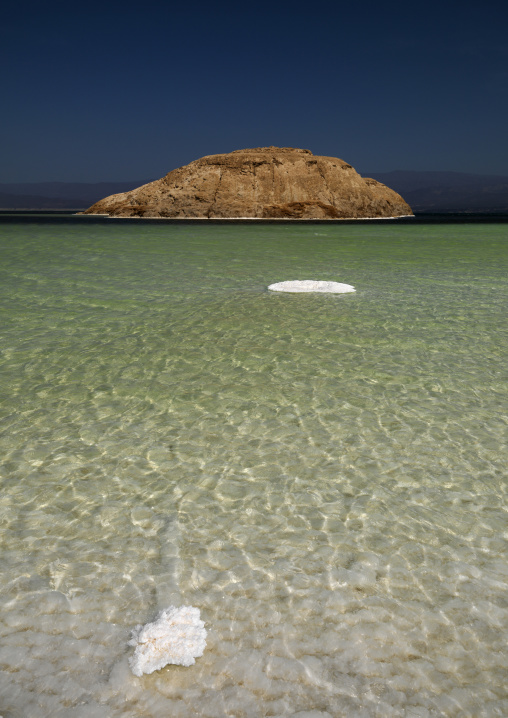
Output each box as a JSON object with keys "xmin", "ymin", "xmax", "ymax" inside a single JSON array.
[{"xmin": 0, "ymin": 218, "xmax": 507, "ymax": 716}]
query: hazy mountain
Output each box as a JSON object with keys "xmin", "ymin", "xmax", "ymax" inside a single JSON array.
[
  {"xmin": 363, "ymin": 171, "xmax": 508, "ymax": 213},
  {"xmin": 1, "ymin": 172, "xmax": 507, "ymax": 213},
  {"xmin": 0, "ymin": 182, "xmax": 152, "ymax": 210}
]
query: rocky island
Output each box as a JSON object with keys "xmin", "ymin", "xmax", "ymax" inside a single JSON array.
[{"xmin": 80, "ymin": 147, "xmax": 413, "ymax": 219}]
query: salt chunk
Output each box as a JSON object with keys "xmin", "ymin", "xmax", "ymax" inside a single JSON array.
[
  {"xmin": 268, "ymin": 280, "xmax": 355, "ymax": 293},
  {"xmin": 128, "ymin": 605, "xmax": 206, "ymax": 676}
]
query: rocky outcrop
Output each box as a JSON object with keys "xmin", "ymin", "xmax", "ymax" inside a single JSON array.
[{"xmin": 81, "ymin": 147, "xmax": 413, "ymax": 219}]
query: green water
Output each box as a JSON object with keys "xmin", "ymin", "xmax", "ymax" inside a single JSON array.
[{"xmin": 0, "ymin": 218, "xmax": 507, "ymax": 717}]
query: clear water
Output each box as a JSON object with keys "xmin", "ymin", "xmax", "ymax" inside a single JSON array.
[{"xmin": 0, "ymin": 217, "xmax": 507, "ymax": 717}]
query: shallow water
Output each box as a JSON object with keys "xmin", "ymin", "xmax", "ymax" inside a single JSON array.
[{"xmin": 0, "ymin": 217, "xmax": 507, "ymax": 717}]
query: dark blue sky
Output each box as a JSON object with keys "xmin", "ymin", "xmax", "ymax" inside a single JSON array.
[{"xmin": 2, "ymin": 0, "xmax": 507, "ymax": 182}]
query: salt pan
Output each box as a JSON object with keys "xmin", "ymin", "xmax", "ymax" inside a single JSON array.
[
  {"xmin": 268, "ymin": 280, "xmax": 355, "ymax": 293},
  {"xmin": 128, "ymin": 605, "xmax": 207, "ymax": 676}
]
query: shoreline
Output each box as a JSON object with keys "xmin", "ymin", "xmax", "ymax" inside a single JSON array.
[
  {"xmin": 2, "ymin": 212, "xmax": 507, "ymax": 225},
  {"xmin": 74, "ymin": 213, "xmax": 416, "ymax": 222}
]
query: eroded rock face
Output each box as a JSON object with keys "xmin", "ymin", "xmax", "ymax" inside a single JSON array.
[{"xmin": 81, "ymin": 147, "xmax": 413, "ymax": 219}]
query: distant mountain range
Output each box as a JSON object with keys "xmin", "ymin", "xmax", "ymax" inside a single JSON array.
[
  {"xmin": 0, "ymin": 181, "xmax": 150, "ymax": 211},
  {"xmin": 1, "ymin": 172, "xmax": 507, "ymax": 213},
  {"xmin": 365, "ymin": 171, "xmax": 508, "ymax": 213}
]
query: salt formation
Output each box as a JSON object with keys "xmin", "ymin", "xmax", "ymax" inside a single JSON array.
[
  {"xmin": 129, "ymin": 605, "xmax": 207, "ymax": 676},
  {"xmin": 268, "ymin": 280, "xmax": 355, "ymax": 293}
]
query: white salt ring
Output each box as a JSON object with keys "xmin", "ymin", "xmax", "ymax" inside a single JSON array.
[{"xmin": 268, "ymin": 280, "xmax": 355, "ymax": 293}]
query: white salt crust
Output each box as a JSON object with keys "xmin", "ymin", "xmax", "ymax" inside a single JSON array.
[
  {"xmin": 128, "ymin": 605, "xmax": 206, "ymax": 676},
  {"xmin": 268, "ymin": 280, "xmax": 356, "ymax": 293}
]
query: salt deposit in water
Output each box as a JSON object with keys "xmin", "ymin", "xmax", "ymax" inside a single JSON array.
[
  {"xmin": 129, "ymin": 605, "xmax": 207, "ymax": 676},
  {"xmin": 268, "ymin": 280, "xmax": 355, "ymax": 293}
]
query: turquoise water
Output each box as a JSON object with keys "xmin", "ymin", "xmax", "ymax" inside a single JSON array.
[{"xmin": 0, "ymin": 217, "xmax": 507, "ymax": 717}]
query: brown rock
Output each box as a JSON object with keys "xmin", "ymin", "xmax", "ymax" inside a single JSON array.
[{"xmin": 81, "ymin": 147, "xmax": 413, "ymax": 219}]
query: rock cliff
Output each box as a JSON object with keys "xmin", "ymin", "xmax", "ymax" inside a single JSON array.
[{"xmin": 81, "ymin": 147, "xmax": 413, "ymax": 219}]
